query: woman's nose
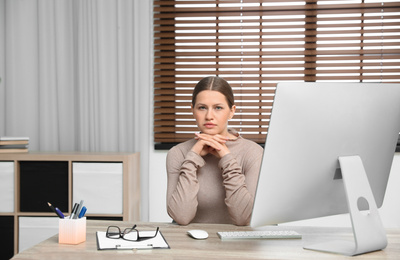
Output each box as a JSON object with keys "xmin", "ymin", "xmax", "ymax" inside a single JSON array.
[{"xmin": 205, "ymin": 109, "xmax": 213, "ymax": 119}]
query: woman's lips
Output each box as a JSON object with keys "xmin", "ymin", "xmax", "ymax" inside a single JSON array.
[{"xmin": 204, "ymin": 123, "xmax": 216, "ymax": 128}]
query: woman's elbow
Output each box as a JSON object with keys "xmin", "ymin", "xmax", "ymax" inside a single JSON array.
[
  {"xmin": 230, "ymin": 210, "xmax": 251, "ymax": 226},
  {"xmin": 233, "ymin": 218, "xmax": 250, "ymax": 226},
  {"xmin": 167, "ymin": 206, "xmax": 194, "ymax": 226},
  {"xmin": 174, "ymin": 217, "xmax": 192, "ymax": 226}
]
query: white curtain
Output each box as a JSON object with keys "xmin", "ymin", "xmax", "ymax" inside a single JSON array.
[{"xmin": 0, "ymin": 0, "xmax": 149, "ymax": 153}]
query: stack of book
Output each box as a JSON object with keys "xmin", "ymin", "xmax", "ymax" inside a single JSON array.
[{"xmin": 0, "ymin": 137, "xmax": 29, "ymax": 153}]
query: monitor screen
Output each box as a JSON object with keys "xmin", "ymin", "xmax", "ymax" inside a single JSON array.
[{"xmin": 251, "ymin": 82, "xmax": 400, "ymax": 227}]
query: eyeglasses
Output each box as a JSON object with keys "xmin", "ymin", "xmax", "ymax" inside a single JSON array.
[{"xmin": 106, "ymin": 225, "xmax": 159, "ymax": 242}]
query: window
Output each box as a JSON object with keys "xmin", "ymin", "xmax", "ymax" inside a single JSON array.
[{"xmin": 153, "ymin": 0, "xmax": 400, "ymax": 148}]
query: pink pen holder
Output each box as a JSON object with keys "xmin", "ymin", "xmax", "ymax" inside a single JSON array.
[{"xmin": 59, "ymin": 217, "xmax": 86, "ymax": 244}]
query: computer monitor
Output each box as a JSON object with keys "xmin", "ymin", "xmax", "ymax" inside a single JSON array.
[{"xmin": 250, "ymin": 82, "xmax": 400, "ymax": 256}]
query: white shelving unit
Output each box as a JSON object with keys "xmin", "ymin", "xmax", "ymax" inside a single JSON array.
[{"xmin": 0, "ymin": 151, "xmax": 140, "ymax": 256}]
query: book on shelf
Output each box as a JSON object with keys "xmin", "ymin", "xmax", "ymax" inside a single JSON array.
[
  {"xmin": 0, "ymin": 137, "xmax": 29, "ymax": 153},
  {"xmin": 0, "ymin": 136, "xmax": 29, "ymax": 141},
  {"xmin": 0, "ymin": 140, "xmax": 29, "ymax": 145},
  {"xmin": 0, "ymin": 148, "xmax": 28, "ymax": 153}
]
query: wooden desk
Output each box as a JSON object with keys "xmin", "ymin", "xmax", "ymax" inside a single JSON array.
[{"xmin": 11, "ymin": 220, "xmax": 400, "ymax": 259}]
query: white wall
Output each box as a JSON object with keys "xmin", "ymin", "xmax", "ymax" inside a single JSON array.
[
  {"xmin": 149, "ymin": 149, "xmax": 171, "ymax": 222},
  {"xmin": 148, "ymin": 152, "xmax": 400, "ymax": 228}
]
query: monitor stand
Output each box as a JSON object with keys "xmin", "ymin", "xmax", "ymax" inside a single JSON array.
[{"xmin": 304, "ymin": 155, "xmax": 388, "ymax": 256}]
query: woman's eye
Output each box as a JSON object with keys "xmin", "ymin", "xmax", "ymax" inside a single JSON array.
[
  {"xmin": 198, "ymin": 106, "xmax": 206, "ymax": 110},
  {"xmin": 215, "ymin": 106, "xmax": 223, "ymax": 110}
]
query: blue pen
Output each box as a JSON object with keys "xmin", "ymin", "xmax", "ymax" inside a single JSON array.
[
  {"xmin": 74, "ymin": 200, "xmax": 84, "ymax": 219},
  {"xmin": 55, "ymin": 207, "xmax": 65, "ymax": 219},
  {"xmin": 78, "ymin": 206, "xmax": 87, "ymax": 218}
]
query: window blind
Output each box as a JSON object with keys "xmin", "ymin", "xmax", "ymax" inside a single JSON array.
[{"xmin": 153, "ymin": 0, "xmax": 400, "ymax": 147}]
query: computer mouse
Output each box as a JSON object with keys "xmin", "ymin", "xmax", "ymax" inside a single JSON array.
[{"xmin": 187, "ymin": 229, "xmax": 209, "ymax": 240}]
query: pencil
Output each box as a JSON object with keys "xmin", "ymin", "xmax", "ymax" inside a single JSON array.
[{"xmin": 47, "ymin": 202, "xmax": 56, "ymax": 213}]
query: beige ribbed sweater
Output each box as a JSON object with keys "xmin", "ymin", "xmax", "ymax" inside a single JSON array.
[{"xmin": 166, "ymin": 130, "xmax": 263, "ymax": 226}]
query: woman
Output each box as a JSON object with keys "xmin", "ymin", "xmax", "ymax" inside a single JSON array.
[{"xmin": 166, "ymin": 76, "xmax": 263, "ymax": 226}]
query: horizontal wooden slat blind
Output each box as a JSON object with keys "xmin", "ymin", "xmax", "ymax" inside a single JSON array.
[{"xmin": 154, "ymin": 0, "xmax": 400, "ymax": 146}]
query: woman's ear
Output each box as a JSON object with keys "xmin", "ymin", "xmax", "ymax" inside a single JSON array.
[
  {"xmin": 229, "ymin": 105, "xmax": 236, "ymax": 119},
  {"xmin": 191, "ymin": 104, "xmax": 195, "ymax": 118}
]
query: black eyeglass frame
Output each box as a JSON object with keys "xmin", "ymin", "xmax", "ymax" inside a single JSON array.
[{"xmin": 106, "ymin": 224, "xmax": 159, "ymax": 242}]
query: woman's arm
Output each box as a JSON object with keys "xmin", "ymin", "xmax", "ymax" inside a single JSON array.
[
  {"xmin": 219, "ymin": 147, "xmax": 263, "ymax": 226},
  {"xmin": 166, "ymin": 148, "xmax": 205, "ymax": 225}
]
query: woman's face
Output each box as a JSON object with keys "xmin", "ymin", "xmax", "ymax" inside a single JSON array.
[{"xmin": 192, "ymin": 90, "xmax": 235, "ymax": 136}]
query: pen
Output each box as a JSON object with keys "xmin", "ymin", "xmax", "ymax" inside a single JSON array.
[
  {"xmin": 70, "ymin": 203, "xmax": 78, "ymax": 219},
  {"xmin": 74, "ymin": 200, "xmax": 84, "ymax": 219},
  {"xmin": 47, "ymin": 202, "xmax": 64, "ymax": 219},
  {"xmin": 78, "ymin": 206, "xmax": 87, "ymax": 218},
  {"xmin": 55, "ymin": 207, "xmax": 65, "ymax": 219}
]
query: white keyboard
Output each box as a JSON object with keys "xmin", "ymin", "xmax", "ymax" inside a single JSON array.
[{"xmin": 217, "ymin": 230, "xmax": 302, "ymax": 240}]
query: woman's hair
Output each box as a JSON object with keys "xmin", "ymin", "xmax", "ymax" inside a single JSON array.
[{"xmin": 192, "ymin": 76, "xmax": 235, "ymax": 108}]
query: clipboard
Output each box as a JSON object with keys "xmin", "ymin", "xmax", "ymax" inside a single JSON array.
[{"xmin": 96, "ymin": 230, "xmax": 170, "ymax": 250}]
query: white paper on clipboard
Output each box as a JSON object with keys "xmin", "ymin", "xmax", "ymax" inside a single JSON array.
[{"xmin": 96, "ymin": 230, "xmax": 170, "ymax": 250}]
